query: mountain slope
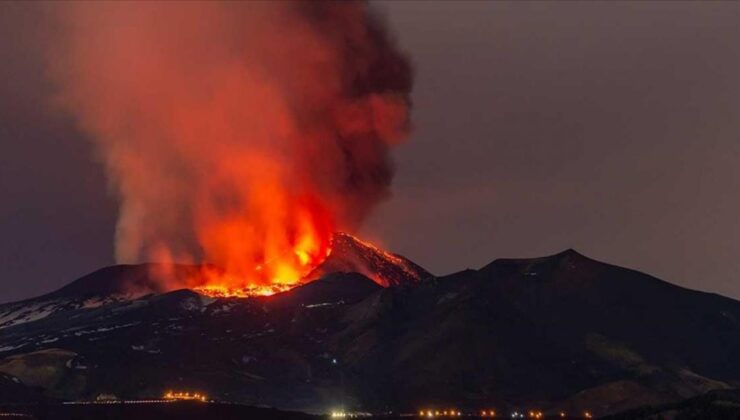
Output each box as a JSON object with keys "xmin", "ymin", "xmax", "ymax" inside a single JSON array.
[
  {"xmin": 1, "ymin": 248, "xmax": 739, "ymax": 417},
  {"xmin": 0, "ymin": 233, "xmax": 424, "ymax": 330},
  {"xmin": 0, "ymin": 264, "xmax": 200, "ymax": 330},
  {"xmin": 306, "ymin": 232, "xmax": 431, "ymax": 287},
  {"xmin": 0, "ymin": 273, "xmax": 382, "ymax": 410},
  {"xmin": 333, "ymin": 250, "xmax": 740, "ymax": 414}
]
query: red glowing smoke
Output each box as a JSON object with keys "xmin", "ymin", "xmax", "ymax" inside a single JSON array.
[{"xmin": 48, "ymin": 1, "xmax": 412, "ymax": 291}]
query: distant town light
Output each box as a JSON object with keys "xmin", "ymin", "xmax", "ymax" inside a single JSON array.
[
  {"xmin": 418, "ymin": 408, "xmax": 463, "ymax": 417},
  {"xmin": 162, "ymin": 391, "xmax": 207, "ymax": 402}
]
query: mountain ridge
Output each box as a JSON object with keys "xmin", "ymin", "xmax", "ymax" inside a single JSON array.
[{"xmin": 1, "ymin": 241, "xmax": 739, "ymax": 417}]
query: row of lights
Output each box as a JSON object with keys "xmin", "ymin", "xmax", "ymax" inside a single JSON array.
[
  {"xmin": 419, "ymin": 410, "xmax": 462, "ymax": 417},
  {"xmin": 63, "ymin": 400, "xmax": 175, "ymax": 405},
  {"xmin": 416, "ymin": 409, "xmax": 593, "ymax": 418},
  {"xmin": 162, "ymin": 391, "xmax": 207, "ymax": 402},
  {"xmin": 514, "ymin": 412, "xmax": 591, "ymax": 419},
  {"xmin": 329, "ymin": 412, "xmax": 370, "ymax": 418}
]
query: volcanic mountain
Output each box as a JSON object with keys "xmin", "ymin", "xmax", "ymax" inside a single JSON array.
[
  {"xmin": 0, "ymin": 233, "xmax": 428, "ymax": 329},
  {"xmin": 1, "ymin": 239, "xmax": 739, "ymax": 417},
  {"xmin": 304, "ymin": 232, "xmax": 431, "ymax": 287}
]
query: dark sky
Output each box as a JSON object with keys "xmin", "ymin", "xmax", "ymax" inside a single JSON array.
[{"xmin": 2, "ymin": 1, "xmax": 740, "ymax": 303}]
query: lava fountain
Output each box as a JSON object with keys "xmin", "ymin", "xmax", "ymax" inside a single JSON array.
[{"xmin": 48, "ymin": 1, "xmax": 413, "ymax": 296}]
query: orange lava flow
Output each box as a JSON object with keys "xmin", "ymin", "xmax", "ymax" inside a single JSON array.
[{"xmin": 193, "ymin": 284, "xmax": 295, "ymax": 298}]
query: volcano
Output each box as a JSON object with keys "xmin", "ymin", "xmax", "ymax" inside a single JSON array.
[
  {"xmin": 1, "ymin": 238, "xmax": 740, "ymax": 417},
  {"xmin": 0, "ymin": 233, "xmax": 427, "ymax": 319}
]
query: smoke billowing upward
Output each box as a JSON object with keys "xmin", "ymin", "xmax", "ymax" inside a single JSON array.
[{"xmin": 48, "ymin": 1, "xmax": 412, "ymax": 291}]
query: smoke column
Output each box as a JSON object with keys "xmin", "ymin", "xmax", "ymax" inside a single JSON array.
[{"xmin": 48, "ymin": 1, "xmax": 412, "ymax": 290}]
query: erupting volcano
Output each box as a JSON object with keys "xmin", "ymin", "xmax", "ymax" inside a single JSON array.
[
  {"xmin": 188, "ymin": 232, "xmax": 430, "ymax": 298},
  {"xmin": 49, "ymin": 1, "xmax": 413, "ymax": 297}
]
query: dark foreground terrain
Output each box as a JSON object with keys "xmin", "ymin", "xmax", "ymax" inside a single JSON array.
[
  {"xmin": 604, "ymin": 389, "xmax": 740, "ymax": 420},
  {"xmin": 0, "ymin": 401, "xmax": 317, "ymax": 420},
  {"xmin": 5, "ymin": 393, "xmax": 740, "ymax": 420},
  {"xmin": 1, "ymin": 234, "xmax": 739, "ymax": 417}
]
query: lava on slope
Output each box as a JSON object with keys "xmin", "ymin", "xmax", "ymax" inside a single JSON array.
[
  {"xmin": 0, "ymin": 233, "xmax": 431, "ymax": 322},
  {"xmin": 0, "ymin": 233, "xmax": 426, "ymax": 333},
  {"xmin": 305, "ymin": 232, "xmax": 431, "ymax": 287},
  {"xmin": 192, "ymin": 232, "xmax": 431, "ymax": 297}
]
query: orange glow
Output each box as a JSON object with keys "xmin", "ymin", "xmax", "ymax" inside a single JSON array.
[
  {"xmin": 418, "ymin": 409, "xmax": 462, "ymax": 418},
  {"xmin": 186, "ymin": 194, "xmax": 334, "ymax": 296},
  {"xmin": 193, "ymin": 283, "xmax": 295, "ymax": 298},
  {"xmin": 189, "ymin": 216, "xmax": 333, "ymax": 297},
  {"xmin": 163, "ymin": 391, "xmax": 207, "ymax": 402}
]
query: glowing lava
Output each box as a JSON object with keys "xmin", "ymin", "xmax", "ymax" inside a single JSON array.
[
  {"xmin": 188, "ymin": 232, "xmax": 429, "ymax": 298},
  {"xmin": 190, "ymin": 223, "xmax": 333, "ymax": 298}
]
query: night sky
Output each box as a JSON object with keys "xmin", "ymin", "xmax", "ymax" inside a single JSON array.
[{"xmin": 3, "ymin": 1, "xmax": 740, "ymax": 302}]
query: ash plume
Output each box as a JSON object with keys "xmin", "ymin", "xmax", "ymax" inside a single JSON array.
[{"xmin": 47, "ymin": 1, "xmax": 413, "ymax": 287}]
